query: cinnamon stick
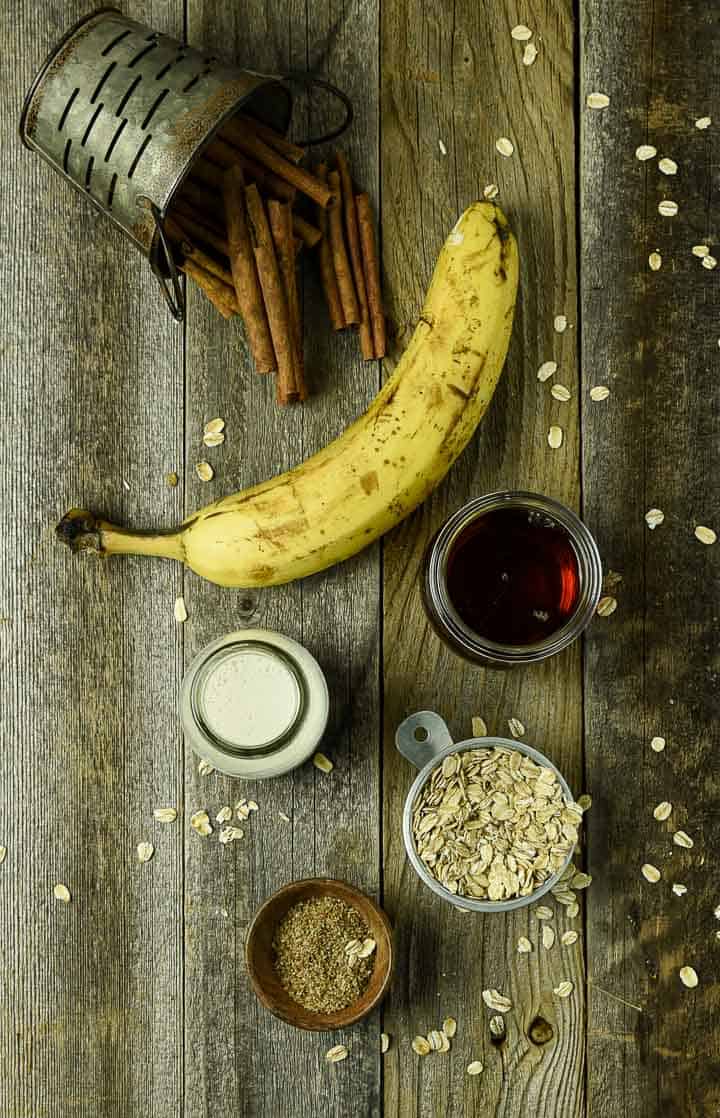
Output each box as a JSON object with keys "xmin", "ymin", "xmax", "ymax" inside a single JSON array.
[
  {"xmin": 326, "ymin": 170, "xmax": 359, "ymax": 325},
  {"xmin": 356, "ymin": 193, "xmax": 386, "ymax": 359},
  {"xmin": 336, "ymin": 152, "xmax": 373, "ymax": 360},
  {"xmin": 164, "ymin": 215, "xmax": 233, "ymax": 286},
  {"xmin": 223, "ymin": 166, "xmax": 276, "ymax": 374},
  {"xmin": 170, "ymin": 204, "xmax": 229, "ymax": 257},
  {"xmin": 229, "ymin": 130, "xmax": 334, "ymax": 208},
  {"xmin": 206, "ymin": 137, "xmax": 297, "ymax": 202},
  {"xmin": 314, "ymin": 163, "xmax": 345, "ymax": 331},
  {"xmin": 292, "ymin": 214, "xmax": 322, "ymax": 249},
  {"xmin": 226, "ymin": 114, "xmax": 305, "ymax": 164},
  {"xmin": 268, "ymin": 200, "xmax": 306, "ymax": 400},
  {"xmin": 180, "ymin": 259, "xmax": 238, "ymax": 319},
  {"xmin": 244, "ymin": 185, "xmax": 298, "ymax": 404}
]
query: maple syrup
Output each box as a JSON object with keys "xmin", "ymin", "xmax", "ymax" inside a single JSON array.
[{"xmin": 446, "ymin": 508, "xmax": 580, "ymax": 646}]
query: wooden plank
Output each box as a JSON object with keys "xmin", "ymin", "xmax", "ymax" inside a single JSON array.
[
  {"xmin": 0, "ymin": 4, "xmax": 184, "ymax": 1117},
  {"xmin": 380, "ymin": 2, "xmax": 585, "ymax": 1115},
  {"xmin": 580, "ymin": 3, "xmax": 720, "ymax": 1116},
  {"xmin": 182, "ymin": 1, "xmax": 381, "ymax": 1115}
]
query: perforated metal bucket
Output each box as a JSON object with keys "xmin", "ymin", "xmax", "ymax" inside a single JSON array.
[{"xmin": 19, "ymin": 7, "xmax": 293, "ymax": 320}]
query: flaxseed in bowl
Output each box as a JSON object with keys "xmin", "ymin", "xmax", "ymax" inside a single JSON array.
[{"xmin": 397, "ymin": 711, "xmax": 584, "ymax": 913}]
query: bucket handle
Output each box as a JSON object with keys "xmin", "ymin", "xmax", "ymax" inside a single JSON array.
[
  {"xmin": 281, "ymin": 73, "xmax": 354, "ymax": 146},
  {"xmin": 148, "ymin": 202, "xmax": 185, "ymax": 322}
]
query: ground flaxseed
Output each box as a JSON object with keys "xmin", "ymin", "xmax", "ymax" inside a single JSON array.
[{"xmin": 272, "ymin": 896, "xmax": 373, "ymax": 1013}]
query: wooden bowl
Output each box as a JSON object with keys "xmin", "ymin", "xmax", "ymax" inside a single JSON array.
[{"xmin": 245, "ymin": 878, "xmax": 393, "ymax": 1030}]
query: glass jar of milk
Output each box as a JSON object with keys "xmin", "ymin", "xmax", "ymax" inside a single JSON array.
[{"xmin": 180, "ymin": 629, "xmax": 329, "ymax": 778}]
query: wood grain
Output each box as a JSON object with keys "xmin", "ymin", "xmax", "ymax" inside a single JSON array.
[
  {"xmin": 380, "ymin": 1, "xmax": 584, "ymax": 1115},
  {"xmin": 580, "ymin": 2, "xmax": 720, "ymax": 1115},
  {"xmin": 183, "ymin": 0, "xmax": 381, "ymax": 1114},
  {"xmin": 0, "ymin": 4, "xmax": 184, "ymax": 1117}
]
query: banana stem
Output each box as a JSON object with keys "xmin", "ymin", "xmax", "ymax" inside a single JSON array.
[{"xmin": 56, "ymin": 509, "xmax": 185, "ymax": 563}]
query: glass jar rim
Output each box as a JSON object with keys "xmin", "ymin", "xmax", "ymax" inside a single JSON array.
[{"xmin": 428, "ymin": 490, "xmax": 602, "ymax": 665}]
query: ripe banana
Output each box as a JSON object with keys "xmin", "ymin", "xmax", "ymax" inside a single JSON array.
[{"xmin": 57, "ymin": 202, "xmax": 518, "ymax": 587}]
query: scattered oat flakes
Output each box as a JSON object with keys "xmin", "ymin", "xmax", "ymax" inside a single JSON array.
[
  {"xmin": 0, "ymin": 846, "xmax": 6, "ymax": 865},
  {"xmin": 551, "ymin": 384, "xmax": 572, "ymax": 402},
  {"xmin": 471, "ymin": 716, "xmax": 488, "ymax": 737},
  {"xmin": 645, "ymin": 508, "xmax": 665, "ymax": 529},
  {"xmin": 590, "ymin": 385, "xmax": 610, "ymax": 401},
  {"xmin": 204, "ymin": 418, "xmax": 225, "ymax": 436},
  {"xmin": 412, "ymin": 1036, "xmax": 431, "ymax": 1056},
  {"xmin": 695, "ymin": 116, "xmax": 712, "ymax": 130},
  {"xmin": 203, "ymin": 432, "xmax": 225, "ymax": 448},
  {"xmin": 577, "ymin": 795, "xmax": 592, "ymax": 812},
  {"xmin": 635, "ymin": 144, "xmax": 657, "ymax": 161},
  {"xmin": 219, "ymin": 826, "xmax": 244, "ymax": 845},
  {"xmin": 596, "ymin": 596, "xmax": 617, "ymax": 617},
  {"xmin": 548, "ymin": 425, "xmax": 563, "ymax": 449},
  {"xmin": 483, "ymin": 183, "xmax": 499, "ymax": 200},
  {"xmin": 695, "ymin": 525, "xmax": 717, "ymax": 545},
  {"xmin": 571, "ymin": 872, "xmax": 592, "ymax": 890},
  {"xmin": 313, "ymin": 752, "xmax": 334, "ymax": 774},
  {"xmin": 554, "ymin": 981, "xmax": 574, "ymax": 997},
  {"xmin": 648, "ymin": 251, "xmax": 662, "ymax": 271},
  {"xmin": 195, "ymin": 461, "xmax": 214, "ymax": 482},
  {"xmin": 653, "ymin": 802, "xmax": 672, "ymax": 821},
  {"xmin": 54, "ymin": 883, "xmax": 71, "ymax": 903},
  {"xmin": 534, "ymin": 905, "xmax": 553, "ymax": 920},
  {"xmin": 174, "ymin": 596, "xmax": 188, "ymax": 623},
  {"xmin": 508, "ymin": 717, "xmax": 525, "ymax": 738},
  {"xmin": 522, "ymin": 42, "xmax": 538, "ymax": 66},
  {"xmin": 692, "ymin": 244, "xmax": 710, "ymax": 257},
  {"xmin": 672, "ymin": 883, "xmax": 687, "ymax": 896},
  {"xmin": 702, "ymin": 255, "xmax": 717, "ymax": 270},
  {"xmin": 642, "ymin": 863, "xmax": 661, "ymax": 883},
  {"xmin": 247, "ymin": 800, "xmax": 259, "ymax": 812},
  {"xmin": 137, "ymin": 842, "xmax": 154, "ymax": 863},
  {"xmin": 438, "ymin": 1031, "xmax": 451, "ymax": 1052},
  {"xmin": 438, "ymin": 139, "xmax": 447, "ymax": 156},
  {"xmin": 489, "ymin": 1015, "xmax": 506, "ymax": 1038},
  {"xmin": 511, "ymin": 24, "xmax": 533, "ymax": 40},
  {"xmin": 153, "ymin": 807, "xmax": 177, "ymax": 823},
  {"xmin": 381, "ymin": 1033, "xmax": 390, "ymax": 1053},
  {"xmin": 467, "ymin": 1061, "xmax": 484, "ymax": 1076},
  {"xmin": 714, "ymin": 904, "xmax": 720, "ymax": 920},
  {"xmin": 190, "ymin": 810, "xmax": 213, "ymax": 837},
  {"xmin": 198, "ymin": 758, "xmax": 215, "ymax": 776},
  {"xmin": 326, "ymin": 1044, "xmax": 349, "ymax": 1063},
  {"xmin": 561, "ymin": 930, "xmax": 578, "ymax": 946},
  {"xmin": 538, "ymin": 360, "xmax": 558, "ymax": 381},
  {"xmin": 165, "ymin": 471, "xmax": 178, "ymax": 487},
  {"xmin": 216, "ymin": 806, "xmax": 232, "ymax": 824},
  {"xmin": 236, "ymin": 801, "xmax": 250, "ymax": 820},
  {"xmin": 542, "ymin": 925, "xmax": 555, "ymax": 950},
  {"xmin": 586, "ymin": 92, "xmax": 610, "ymax": 109},
  {"xmin": 650, "ymin": 736, "xmax": 666, "ymax": 752},
  {"xmin": 496, "ymin": 137, "xmax": 514, "ymax": 157},
  {"xmin": 443, "ymin": 1017, "xmax": 457, "ymax": 1038},
  {"xmin": 278, "ymin": 811, "xmax": 291, "ymax": 823},
  {"xmin": 658, "ymin": 200, "xmax": 678, "ymax": 216},
  {"xmin": 658, "ymin": 157, "xmax": 677, "ymax": 175},
  {"xmin": 428, "ymin": 1029, "xmax": 445, "ymax": 1051},
  {"xmin": 679, "ymin": 966, "xmax": 698, "ymax": 988},
  {"xmin": 482, "ymin": 988, "xmax": 512, "ymax": 1013},
  {"xmin": 673, "ymin": 830, "xmax": 693, "ymax": 849},
  {"xmin": 567, "ymin": 901, "xmax": 580, "ymax": 918},
  {"xmin": 554, "ymin": 314, "xmax": 568, "ymax": 333},
  {"xmin": 517, "ymin": 936, "xmax": 533, "ymax": 953}
]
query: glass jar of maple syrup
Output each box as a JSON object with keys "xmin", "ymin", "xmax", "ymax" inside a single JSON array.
[{"xmin": 423, "ymin": 491, "xmax": 602, "ymax": 667}]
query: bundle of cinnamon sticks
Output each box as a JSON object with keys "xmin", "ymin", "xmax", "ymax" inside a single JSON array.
[{"xmin": 165, "ymin": 112, "xmax": 385, "ymax": 405}]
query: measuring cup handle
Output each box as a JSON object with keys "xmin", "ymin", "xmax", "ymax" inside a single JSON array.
[{"xmin": 395, "ymin": 711, "xmax": 454, "ymax": 770}]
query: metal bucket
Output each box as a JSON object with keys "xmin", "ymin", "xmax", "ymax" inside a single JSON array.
[
  {"xmin": 19, "ymin": 7, "xmax": 294, "ymax": 320},
  {"xmin": 396, "ymin": 711, "xmax": 577, "ymax": 913}
]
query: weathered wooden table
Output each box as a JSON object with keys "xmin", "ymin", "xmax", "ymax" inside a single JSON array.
[{"xmin": 2, "ymin": 1, "xmax": 718, "ymax": 1115}]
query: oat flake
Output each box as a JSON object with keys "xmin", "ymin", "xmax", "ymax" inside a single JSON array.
[
  {"xmin": 658, "ymin": 200, "xmax": 678, "ymax": 217},
  {"xmin": 551, "ymin": 384, "xmax": 572, "ymax": 402},
  {"xmin": 195, "ymin": 461, "xmax": 214, "ymax": 482},
  {"xmin": 586, "ymin": 92, "xmax": 610, "ymax": 109},
  {"xmin": 648, "ymin": 252, "xmax": 662, "ymax": 271},
  {"xmin": 438, "ymin": 139, "xmax": 447, "ymax": 156},
  {"xmin": 590, "ymin": 385, "xmax": 610, "ymax": 401},
  {"xmin": 596, "ymin": 596, "xmax": 617, "ymax": 617},
  {"xmin": 653, "ymin": 802, "xmax": 672, "ymax": 821},
  {"xmin": 692, "ymin": 244, "xmax": 710, "ymax": 257},
  {"xmin": 561, "ymin": 930, "xmax": 578, "ymax": 946},
  {"xmin": 695, "ymin": 116, "xmax": 712, "ymax": 130},
  {"xmin": 642, "ymin": 863, "xmax": 661, "ymax": 883},
  {"xmin": 658, "ymin": 157, "xmax": 677, "ymax": 175},
  {"xmin": 635, "ymin": 144, "xmax": 657, "ymax": 160},
  {"xmin": 496, "ymin": 137, "xmax": 514, "ymax": 157},
  {"xmin": 673, "ymin": 830, "xmax": 693, "ymax": 849},
  {"xmin": 357, "ymin": 938, "xmax": 376, "ymax": 959},
  {"xmin": 645, "ymin": 508, "xmax": 664, "ymax": 529},
  {"xmin": 204, "ymin": 418, "xmax": 225, "ymax": 436},
  {"xmin": 54, "ymin": 883, "xmax": 71, "ymax": 903},
  {"xmin": 216, "ymin": 806, "xmax": 232, "ymax": 824},
  {"xmin": 326, "ymin": 1044, "xmax": 349, "ymax": 1063},
  {"xmin": 190, "ymin": 810, "xmax": 213, "ymax": 837},
  {"xmin": 153, "ymin": 807, "xmax": 177, "ymax": 823},
  {"xmin": 679, "ymin": 966, "xmax": 698, "ymax": 988},
  {"xmin": 517, "ymin": 936, "xmax": 533, "ymax": 953},
  {"xmin": 443, "ymin": 1017, "xmax": 457, "ymax": 1038},
  {"xmin": 381, "ymin": 1033, "xmax": 390, "ymax": 1053},
  {"xmin": 651, "ymin": 737, "xmax": 666, "ymax": 752},
  {"xmin": 542, "ymin": 925, "xmax": 555, "ymax": 950},
  {"xmin": 313, "ymin": 752, "xmax": 334, "ymax": 773},
  {"xmin": 548, "ymin": 425, "xmax": 563, "ymax": 449},
  {"xmin": 467, "ymin": 1061, "xmax": 484, "ymax": 1076},
  {"xmin": 412, "ymin": 1036, "xmax": 431, "ymax": 1056},
  {"xmin": 482, "ymin": 988, "xmax": 512, "ymax": 1013},
  {"xmin": 137, "ymin": 842, "xmax": 154, "ymax": 863},
  {"xmin": 508, "ymin": 717, "xmax": 525, "ymax": 738},
  {"xmin": 278, "ymin": 811, "xmax": 291, "ymax": 823},
  {"xmin": 428, "ymin": 1029, "xmax": 444, "ymax": 1051},
  {"xmin": 203, "ymin": 432, "xmax": 225, "ymax": 448},
  {"xmin": 219, "ymin": 826, "xmax": 244, "ymax": 845},
  {"xmin": 702, "ymin": 255, "xmax": 718, "ymax": 270},
  {"xmin": 537, "ymin": 360, "xmax": 558, "ymax": 381},
  {"xmin": 554, "ymin": 315, "xmax": 568, "ymax": 333},
  {"xmin": 567, "ymin": 901, "xmax": 580, "ymax": 918},
  {"xmin": 471, "ymin": 716, "xmax": 488, "ymax": 737},
  {"xmin": 523, "ymin": 42, "xmax": 538, "ymax": 66},
  {"xmin": 483, "ymin": 183, "xmax": 499, "ymax": 200},
  {"xmin": 672, "ymin": 883, "xmax": 687, "ymax": 896},
  {"xmin": 198, "ymin": 758, "xmax": 215, "ymax": 776},
  {"xmin": 534, "ymin": 905, "xmax": 553, "ymax": 920},
  {"xmin": 554, "ymin": 981, "xmax": 573, "ymax": 997},
  {"xmin": 695, "ymin": 525, "xmax": 717, "ymax": 545},
  {"xmin": 174, "ymin": 596, "xmax": 188, "ymax": 623},
  {"xmin": 571, "ymin": 872, "xmax": 592, "ymax": 890},
  {"xmin": 577, "ymin": 794, "xmax": 592, "ymax": 811},
  {"xmin": 511, "ymin": 24, "xmax": 533, "ymax": 40}
]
